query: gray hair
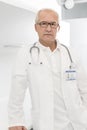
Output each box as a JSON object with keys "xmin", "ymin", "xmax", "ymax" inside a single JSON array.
[{"xmin": 35, "ymin": 8, "xmax": 59, "ymax": 23}]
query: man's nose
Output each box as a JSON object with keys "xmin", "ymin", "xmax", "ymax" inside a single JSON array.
[{"xmin": 46, "ymin": 24, "xmax": 52, "ymax": 31}]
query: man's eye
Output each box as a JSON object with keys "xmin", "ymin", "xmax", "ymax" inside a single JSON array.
[
  {"xmin": 51, "ymin": 23, "xmax": 56, "ymax": 25},
  {"xmin": 51, "ymin": 23, "xmax": 54, "ymax": 25},
  {"xmin": 42, "ymin": 22, "xmax": 47, "ymax": 25}
]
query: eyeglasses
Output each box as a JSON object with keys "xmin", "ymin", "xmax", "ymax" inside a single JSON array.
[{"xmin": 37, "ymin": 21, "xmax": 59, "ymax": 29}]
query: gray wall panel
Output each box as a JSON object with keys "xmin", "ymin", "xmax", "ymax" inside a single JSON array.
[{"xmin": 62, "ymin": 2, "xmax": 87, "ymax": 20}]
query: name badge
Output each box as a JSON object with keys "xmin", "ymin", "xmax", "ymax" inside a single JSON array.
[{"xmin": 65, "ymin": 69, "xmax": 76, "ymax": 81}]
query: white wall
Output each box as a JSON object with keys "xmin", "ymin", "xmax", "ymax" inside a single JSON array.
[
  {"xmin": 70, "ymin": 18, "xmax": 87, "ymax": 71},
  {"xmin": 0, "ymin": 48, "xmax": 18, "ymax": 129},
  {"xmin": 0, "ymin": 2, "xmax": 37, "ymax": 47},
  {"xmin": 0, "ymin": 49, "xmax": 16, "ymax": 98},
  {"xmin": 0, "ymin": 1, "xmax": 37, "ymax": 97},
  {"xmin": 0, "ymin": 2, "xmax": 37, "ymax": 129}
]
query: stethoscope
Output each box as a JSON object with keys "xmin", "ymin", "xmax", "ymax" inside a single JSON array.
[
  {"xmin": 29, "ymin": 42, "xmax": 76, "ymax": 80},
  {"xmin": 29, "ymin": 42, "xmax": 74, "ymax": 68},
  {"xmin": 61, "ymin": 43, "xmax": 74, "ymax": 69},
  {"xmin": 30, "ymin": 42, "xmax": 40, "ymax": 55}
]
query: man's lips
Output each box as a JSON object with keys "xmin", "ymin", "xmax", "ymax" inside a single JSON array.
[{"xmin": 44, "ymin": 34, "xmax": 52, "ymax": 36}]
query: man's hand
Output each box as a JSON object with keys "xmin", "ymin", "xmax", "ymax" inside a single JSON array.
[{"xmin": 9, "ymin": 126, "xmax": 27, "ymax": 130}]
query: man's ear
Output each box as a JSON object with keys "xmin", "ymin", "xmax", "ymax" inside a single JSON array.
[
  {"xmin": 35, "ymin": 24, "xmax": 38, "ymax": 32},
  {"xmin": 57, "ymin": 24, "xmax": 60, "ymax": 32}
]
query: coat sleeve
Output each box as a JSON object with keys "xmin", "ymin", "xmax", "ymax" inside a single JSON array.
[
  {"xmin": 8, "ymin": 45, "xmax": 29, "ymax": 127},
  {"xmin": 77, "ymin": 59, "xmax": 87, "ymax": 108}
]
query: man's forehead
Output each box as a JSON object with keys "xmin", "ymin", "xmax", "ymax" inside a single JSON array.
[
  {"xmin": 39, "ymin": 10, "xmax": 58, "ymax": 17},
  {"xmin": 38, "ymin": 13, "xmax": 58, "ymax": 22},
  {"xmin": 39, "ymin": 10, "xmax": 57, "ymax": 16}
]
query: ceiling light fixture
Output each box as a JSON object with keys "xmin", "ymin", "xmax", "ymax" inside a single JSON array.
[
  {"xmin": 56, "ymin": 0, "xmax": 74, "ymax": 9},
  {"xmin": 57, "ymin": 0, "xmax": 87, "ymax": 9},
  {"xmin": 65, "ymin": 0, "xmax": 74, "ymax": 9}
]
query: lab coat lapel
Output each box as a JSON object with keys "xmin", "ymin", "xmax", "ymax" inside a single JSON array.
[
  {"xmin": 38, "ymin": 47, "xmax": 51, "ymax": 69},
  {"xmin": 60, "ymin": 45, "xmax": 73, "ymax": 109}
]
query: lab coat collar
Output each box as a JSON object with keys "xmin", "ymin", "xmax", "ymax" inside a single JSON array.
[{"xmin": 36, "ymin": 40, "xmax": 60, "ymax": 52}]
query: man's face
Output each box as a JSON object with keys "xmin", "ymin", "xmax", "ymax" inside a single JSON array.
[{"xmin": 35, "ymin": 10, "xmax": 60, "ymax": 43}]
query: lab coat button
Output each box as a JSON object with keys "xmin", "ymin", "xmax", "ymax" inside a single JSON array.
[
  {"xmin": 40, "ymin": 62, "xmax": 43, "ymax": 64},
  {"xmin": 29, "ymin": 62, "xmax": 31, "ymax": 64}
]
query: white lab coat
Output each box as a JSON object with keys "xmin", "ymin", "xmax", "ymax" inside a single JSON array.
[{"xmin": 8, "ymin": 41, "xmax": 87, "ymax": 130}]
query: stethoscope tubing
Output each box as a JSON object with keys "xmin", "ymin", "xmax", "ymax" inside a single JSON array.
[
  {"xmin": 61, "ymin": 44, "xmax": 73, "ymax": 63},
  {"xmin": 29, "ymin": 42, "xmax": 73, "ymax": 67}
]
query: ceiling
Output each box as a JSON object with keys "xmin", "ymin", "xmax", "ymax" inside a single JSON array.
[{"xmin": 0, "ymin": 0, "xmax": 61, "ymax": 13}]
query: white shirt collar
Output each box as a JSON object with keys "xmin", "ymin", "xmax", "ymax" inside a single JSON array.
[{"xmin": 36, "ymin": 40, "xmax": 61, "ymax": 52}]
